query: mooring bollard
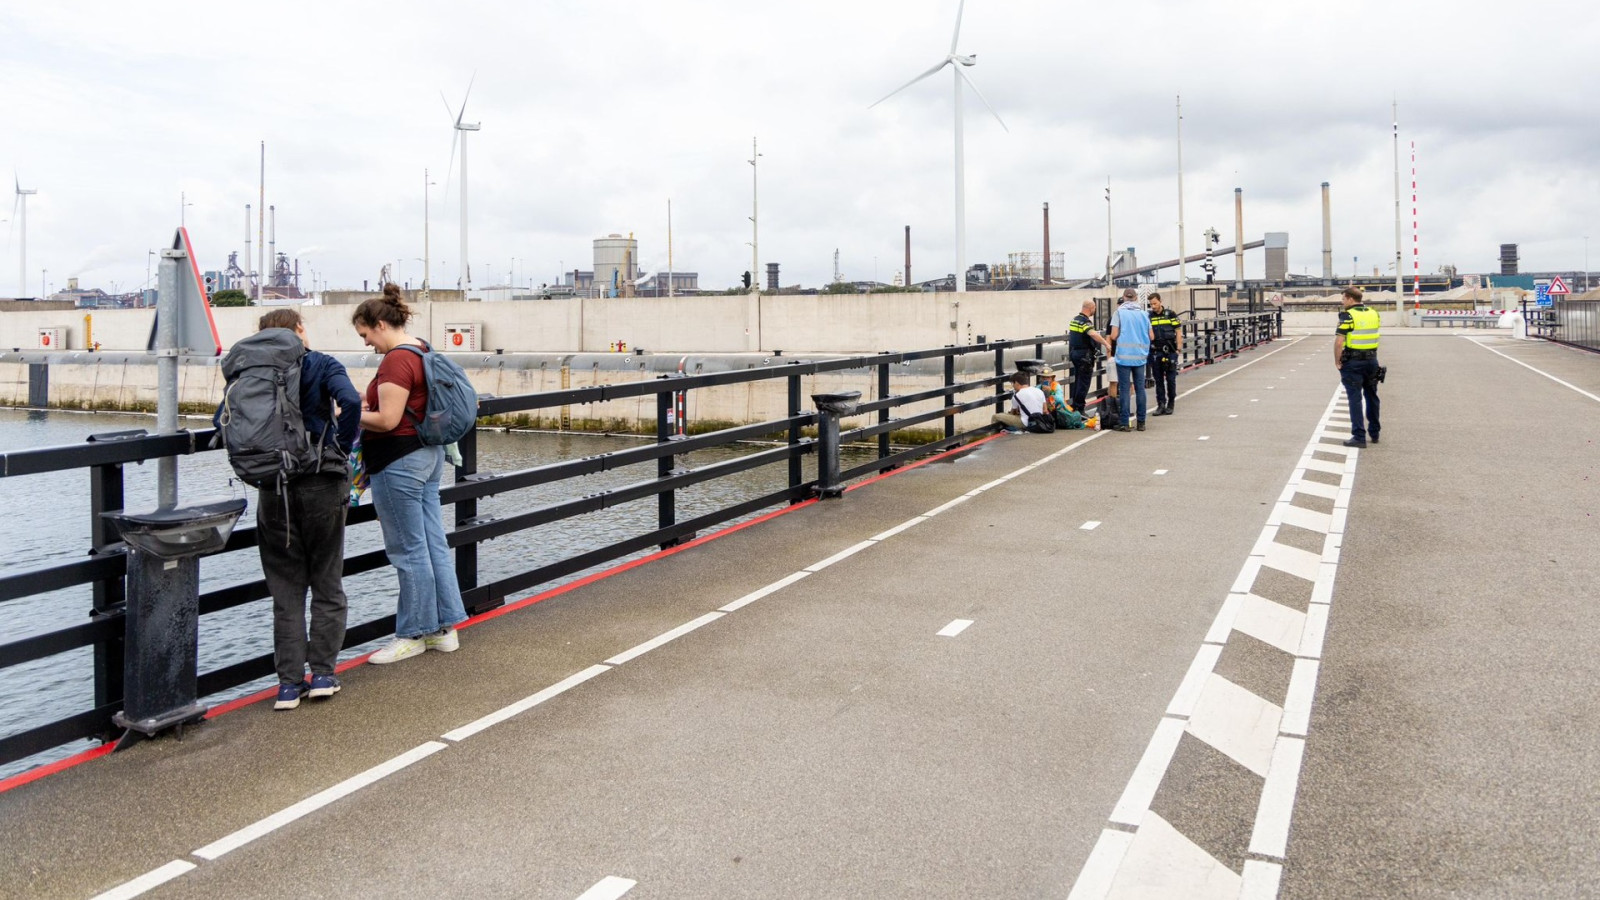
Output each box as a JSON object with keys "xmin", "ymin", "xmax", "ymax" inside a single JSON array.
[
  {"xmin": 812, "ymin": 391, "xmax": 862, "ymax": 499},
  {"xmin": 102, "ymin": 497, "xmax": 246, "ymax": 748}
]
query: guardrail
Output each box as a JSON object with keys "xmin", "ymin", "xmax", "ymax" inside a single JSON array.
[{"xmin": 0, "ymin": 311, "xmax": 1280, "ymax": 772}]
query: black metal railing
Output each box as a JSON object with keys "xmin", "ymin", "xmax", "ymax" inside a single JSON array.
[{"xmin": 0, "ymin": 313, "xmax": 1280, "ymax": 770}]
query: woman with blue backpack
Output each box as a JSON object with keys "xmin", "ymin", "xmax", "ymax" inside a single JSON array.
[{"xmin": 352, "ymin": 284, "xmax": 470, "ymax": 664}]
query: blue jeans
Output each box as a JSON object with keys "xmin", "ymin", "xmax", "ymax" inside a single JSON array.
[
  {"xmin": 1117, "ymin": 363, "xmax": 1148, "ymax": 424},
  {"xmin": 369, "ymin": 445, "xmax": 467, "ymax": 639},
  {"xmin": 1340, "ymin": 357, "xmax": 1381, "ymax": 442}
]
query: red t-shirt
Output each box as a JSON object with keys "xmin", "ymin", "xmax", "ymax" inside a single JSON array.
[{"xmin": 365, "ymin": 343, "xmax": 429, "ymax": 438}]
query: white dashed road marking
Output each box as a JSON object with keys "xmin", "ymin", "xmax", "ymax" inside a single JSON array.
[
  {"xmin": 575, "ymin": 875, "xmax": 638, "ymax": 900},
  {"xmin": 937, "ymin": 619, "xmax": 974, "ymax": 637}
]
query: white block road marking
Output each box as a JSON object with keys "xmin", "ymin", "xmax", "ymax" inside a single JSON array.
[
  {"xmin": 1330, "ymin": 506, "xmax": 1349, "ymax": 535},
  {"xmin": 1106, "ymin": 813, "xmax": 1242, "ymax": 900},
  {"xmin": 90, "ymin": 861, "xmax": 197, "ymax": 900},
  {"xmin": 1280, "ymin": 659, "xmax": 1321, "ymax": 736},
  {"xmin": 1311, "ymin": 563, "xmax": 1338, "ymax": 606},
  {"xmin": 804, "ymin": 539, "xmax": 878, "ymax": 572},
  {"xmin": 1080, "ymin": 521, "xmax": 1102, "ymax": 531},
  {"xmin": 937, "ymin": 619, "xmax": 974, "ymax": 637},
  {"xmin": 1249, "ymin": 736, "xmax": 1308, "ymax": 858},
  {"xmin": 1186, "ymin": 675, "xmax": 1282, "ymax": 778},
  {"xmin": 1270, "ymin": 501, "xmax": 1332, "ymax": 534},
  {"xmin": 576, "ymin": 876, "xmax": 638, "ymax": 900},
  {"xmin": 719, "ymin": 571, "xmax": 811, "ymax": 613},
  {"xmin": 194, "ymin": 741, "xmax": 449, "ymax": 860},
  {"xmin": 443, "ymin": 667, "xmax": 611, "ymax": 742},
  {"xmin": 1233, "ymin": 594, "xmax": 1307, "ymax": 656},
  {"xmin": 1068, "ymin": 829, "xmax": 1137, "ymax": 900},
  {"xmin": 1165, "ymin": 644, "xmax": 1223, "ymax": 718},
  {"xmin": 1109, "ymin": 717, "xmax": 1186, "ymax": 827},
  {"xmin": 1300, "ymin": 457, "xmax": 1347, "ymax": 476},
  {"xmin": 869, "ymin": 516, "xmax": 929, "ymax": 542},
  {"xmin": 1261, "ymin": 541, "xmax": 1323, "ymax": 583},
  {"xmin": 1251, "ymin": 398, "xmax": 1259, "ymax": 402},
  {"xmin": 1198, "ymin": 435, "xmax": 1210, "ymax": 441},
  {"xmin": 1249, "ymin": 526, "xmax": 1281, "ymax": 558},
  {"xmin": 1240, "ymin": 860, "xmax": 1285, "ymax": 900},
  {"xmin": 1231, "ymin": 557, "xmax": 1263, "ymax": 594},
  {"xmin": 605, "ymin": 612, "xmax": 725, "ymax": 666},
  {"xmin": 1228, "ymin": 414, "xmax": 1238, "ymax": 418},
  {"xmin": 1293, "ymin": 479, "xmax": 1340, "ymax": 501},
  {"xmin": 1153, "ymin": 469, "xmax": 1168, "ymax": 475}
]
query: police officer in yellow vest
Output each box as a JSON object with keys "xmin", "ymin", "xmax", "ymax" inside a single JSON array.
[
  {"xmin": 1335, "ymin": 286, "xmax": 1381, "ymax": 447},
  {"xmin": 1147, "ymin": 292, "xmax": 1184, "ymax": 415}
]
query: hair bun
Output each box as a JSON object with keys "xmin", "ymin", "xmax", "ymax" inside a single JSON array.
[{"xmin": 382, "ymin": 282, "xmax": 403, "ymax": 302}]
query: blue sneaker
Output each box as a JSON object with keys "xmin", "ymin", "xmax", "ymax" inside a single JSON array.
[
  {"xmin": 307, "ymin": 674, "xmax": 341, "ymax": 700},
  {"xmin": 274, "ymin": 681, "xmax": 308, "ymax": 711}
]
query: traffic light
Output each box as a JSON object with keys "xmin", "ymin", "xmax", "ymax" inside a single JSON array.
[
  {"xmin": 203, "ymin": 273, "xmax": 216, "ymax": 293},
  {"xmin": 741, "ymin": 271, "xmax": 752, "ymax": 289}
]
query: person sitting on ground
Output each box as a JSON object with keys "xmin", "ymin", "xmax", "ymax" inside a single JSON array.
[{"xmin": 991, "ymin": 372, "xmax": 1047, "ymax": 434}]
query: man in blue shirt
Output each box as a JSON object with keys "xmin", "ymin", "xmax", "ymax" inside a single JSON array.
[{"xmin": 1108, "ymin": 288, "xmax": 1155, "ymax": 431}]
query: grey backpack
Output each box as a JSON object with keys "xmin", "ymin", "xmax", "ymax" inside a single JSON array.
[{"xmin": 217, "ymin": 329, "xmax": 320, "ymax": 488}]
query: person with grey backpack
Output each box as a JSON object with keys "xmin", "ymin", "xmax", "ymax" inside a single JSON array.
[
  {"xmin": 215, "ymin": 308, "xmax": 361, "ymax": 710},
  {"xmin": 351, "ymin": 284, "xmax": 478, "ymax": 665}
]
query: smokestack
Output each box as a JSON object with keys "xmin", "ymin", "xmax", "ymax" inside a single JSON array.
[
  {"xmin": 1042, "ymin": 202, "xmax": 1051, "ymax": 286},
  {"xmin": 269, "ymin": 205, "xmax": 277, "ymax": 290},
  {"xmin": 1233, "ymin": 188, "xmax": 1244, "ymax": 289},
  {"xmin": 904, "ymin": 225, "xmax": 911, "ymax": 288},
  {"xmin": 766, "ymin": 262, "xmax": 779, "ymax": 291},
  {"xmin": 1321, "ymin": 182, "xmax": 1333, "ymax": 284},
  {"xmin": 244, "ymin": 204, "xmax": 252, "ymax": 293}
]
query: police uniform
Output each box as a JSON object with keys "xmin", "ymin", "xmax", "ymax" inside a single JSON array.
[
  {"xmin": 1148, "ymin": 305, "xmax": 1182, "ymax": 414},
  {"xmin": 1067, "ymin": 312, "xmax": 1100, "ymax": 412},
  {"xmin": 1336, "ymin": 303, "xmax": 1381, "ymax": 446}
]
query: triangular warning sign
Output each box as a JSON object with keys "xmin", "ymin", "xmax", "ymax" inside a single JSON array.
[{"xmin": 1548, "ymin": 275, "xmax": 1570, "ymax": 295}]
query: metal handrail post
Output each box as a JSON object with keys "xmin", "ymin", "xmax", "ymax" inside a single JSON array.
[
  {"xmin": 877, "ymin": 361, "xmax": 891, "ymax": 468},
  {"xmin": 89, "ymin": 460, "xmax": 125, "ymax": 719},
  {"xmin": 454, "ymin": 425, "xmax": 480, "ymax": 603},
  {"xmin": 657, "ymin": 385, "xmax": 677, "ymax": 548},
  {"xmin": 943, "ymin": 353, "xmax": 956, "ymax": 440},
  {"xmin": 787, "ymin": 372, "xmax": 803, "ymax": 502}
]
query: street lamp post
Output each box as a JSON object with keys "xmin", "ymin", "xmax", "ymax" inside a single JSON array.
[{"xmin": 181, "ymin": 192, "xmax": 194, "ymax": 227}]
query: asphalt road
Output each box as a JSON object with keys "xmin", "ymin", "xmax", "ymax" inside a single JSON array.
[{"xmin": 3, "ymin": 329, "xmax": 1595, "ymax": 900}]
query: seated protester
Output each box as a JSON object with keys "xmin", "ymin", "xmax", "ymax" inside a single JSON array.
[
  {"xmin": 1040, "ymin": 366, "xmax": 1069, "ymax": 414},
  {"xmin": 990, "ymin": 371, "xmax": 1048, "ymax": 434}
]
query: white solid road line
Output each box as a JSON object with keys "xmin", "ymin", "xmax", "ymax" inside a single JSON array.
[
  {"xmin": 1108, "ymin": 717, "xmax": 1186, "ymax": 828},
  {"xmin": 804, "ymin": 539, "xmax": 879, "ymax": 572},
  {"xmin": 1466, "ymin": 336, "xmax": 1600, "ymax": 403},
  {"xmin": 605, "ymin": 612, "xmax": 725, "ymax": 666},
  {"xmin": 193, "ymin": 741, "xmax": 450, "ymax": 860},
  {"xmin": 88, "ymin": 860, "xmax": 196, "ymax": 900},
  {"xmin": 719, "ymin": 571, "xmax": 811, "ymax": 613},
  {"xmin": 442, "ymin": 667, "xmax": 612, "ymax": 742},
  {"xmin": 575, "ymin": 875, "xmax": 638, "ymax": 900},
  {"xmin": 1068, "ymin": 830, "xmax": 1137, "ymax": 900},
  {"xmin": 936, "ymin": 619, "xmax": 974, "ymax": 637}
]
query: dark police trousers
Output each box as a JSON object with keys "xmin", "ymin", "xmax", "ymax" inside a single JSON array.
[
  {"xmin": 1069, "ymin": 355, "xmax": 1095, "ymax": 412},
  {"xmin": 1339, "ymin": 356, "xmax": 1381, "ymax": 442},
  {"xmin": 258, "ymin": 471, "xmax": 351, "ymax": 684},
  {"xmin": 1150, "ymin": 341, "xmax": 1179, "ymax": 408}
]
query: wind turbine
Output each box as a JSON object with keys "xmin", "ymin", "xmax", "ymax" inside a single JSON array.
[
  {"xmin": 14, "ymin": 175, "xmax": 37, "ymax": 298},
  {"xmin": 441, "ymin": 76, "xmax": 482, "ymax": 292},
  {"xmin": 870, "ymin": 0, "xmax": 1006, "ymax": 294}
]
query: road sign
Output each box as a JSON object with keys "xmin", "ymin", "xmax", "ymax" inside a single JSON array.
[
  {"xmin": 1536, "ymin": 284, "xmax": 1553, "ymax": 308},
  {"xmin": 146, "ymin": 227, "xmax": 223, "ymax": 356},
  {"xmin": 1547, "ymin": 275, "xmax": 1570, "ymax": 295}
]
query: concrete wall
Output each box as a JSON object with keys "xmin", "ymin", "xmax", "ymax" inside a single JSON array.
[{"xmin": 0, "ymin": 286, "xmax": 1273, "ymax": 356}]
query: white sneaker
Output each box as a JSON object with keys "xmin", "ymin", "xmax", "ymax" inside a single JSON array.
[
  {"xmin": 423, "ymin": 627, "xmax": 460, "ymax": 653},
  {"xmin": 369, "ymin": 636, "xmax": 426, "ymax": 665}
]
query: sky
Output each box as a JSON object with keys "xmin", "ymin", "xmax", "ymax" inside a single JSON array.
[{"xmin": 2, "ymin": 0, "xmax": 1597, "ymax": 298}]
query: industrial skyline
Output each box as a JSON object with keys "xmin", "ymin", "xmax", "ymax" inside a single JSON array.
[{"xmin": 1, "ymin": 1, "xmax": 1594, "ymax": 296}]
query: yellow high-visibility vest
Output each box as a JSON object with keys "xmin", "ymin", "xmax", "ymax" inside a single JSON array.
[{"xmin": 1344, "ymin": 305, "xmax": 1380, "ymax": 350}]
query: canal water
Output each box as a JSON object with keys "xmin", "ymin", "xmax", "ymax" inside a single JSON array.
[{"xmin": 0, "ymin": 408, "xmax": 851, "ymax": 779}]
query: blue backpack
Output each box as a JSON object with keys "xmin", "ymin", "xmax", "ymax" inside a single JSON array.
[{"xmin": 395, "ymin": 342, "xmax": 478, "ymax": 445}]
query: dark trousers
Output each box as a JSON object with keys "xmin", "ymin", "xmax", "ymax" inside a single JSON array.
[
  {"xmin": 1340, "ymin": 357, "xmax": 1381, "ymax": 442},
  {"xmin": 258, "ymin": 472, "xmax": 350, "ymax": 684},
  {"xmin": 1069, "ymin": 356, "xmax": 1095, "ymax": 411},
  {"xmin": 1150, "ymin": 343, "xmax": 1179, "ymax": 407}
]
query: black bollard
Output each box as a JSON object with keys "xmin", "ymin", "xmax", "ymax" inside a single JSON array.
[
  {"xmin": 103, "ymin": 498, "xmax": 245, "ymax": 747},
  {"xmin": 812, "ymin": 391, "xmax": 861, "ymax": 500}
]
